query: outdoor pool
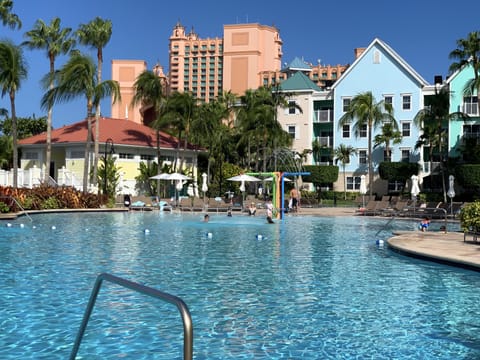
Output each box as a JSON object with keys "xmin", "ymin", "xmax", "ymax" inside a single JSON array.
[{"xmin": 1, "ymin": 211, "xmax": 479, "ymax": 359}]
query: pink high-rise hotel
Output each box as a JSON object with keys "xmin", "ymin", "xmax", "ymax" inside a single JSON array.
[{"xmin": 112, "ymin": 22, "xmax": 347, "ymax": 125}]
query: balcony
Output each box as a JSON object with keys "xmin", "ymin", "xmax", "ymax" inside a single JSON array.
[
  {"xmin": 313, "ymin": 109, "xmax": 333, "ymax": 123},
  {"xmin": 315, "ymin": 136, "xmax": 332, "ymax": 147}
]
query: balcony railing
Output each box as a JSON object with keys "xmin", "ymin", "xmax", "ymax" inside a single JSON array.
[
  {"xmin": 313, "ymin": 109, "xmax": 333, "ymax": 123},
  {"xmin": 315, "ymin": 136, "xmax": 332, "ymax": 147}
]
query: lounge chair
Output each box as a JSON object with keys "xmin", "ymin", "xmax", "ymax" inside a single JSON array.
[{"xmin": 178, "ymin": 197, "xmax": 193, "ymax": 211}]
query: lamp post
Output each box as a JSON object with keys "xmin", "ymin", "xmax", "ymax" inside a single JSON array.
[{"xmin": 103, "ymin": 138, "xmax": 115, "ymax": 196}]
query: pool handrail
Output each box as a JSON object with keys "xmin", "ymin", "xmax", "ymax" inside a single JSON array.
[
  {"xmin": 0, "ymin": 195, "xmax": 33, "ymax": 222},
  {"xmin": 69, "ymin": 272, "xmax": 193, "ymax": 360}
]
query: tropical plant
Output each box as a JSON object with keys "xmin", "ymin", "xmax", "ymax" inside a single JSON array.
[
  {"xmin": 76, "ymin": 17, "xmax": 113, "ymax": 184},
  {"xmin": 162, "ymin": 91, "xmax": 197, "ymax": 171},
  {"xmin": 0, "ymin": 39, "xmax": 27, "ymax": 188},
  {"xmin": 459, "ymin": 200, "xmax": 480, "ymax": 231},
  {"xmin": 0, "ymin": 0, "xmax": 21, "ymax": 29},
  {"xmin": 449, "ymin": 31, "xmax": 480, "ymax": 115},
  {"xmin": 41, "ymin": 53, "xmax": 120, "ymax": 193},
  {"xmin": 23, "ymin": 17, "xmax": 76, "ymax": 181},
  {"xmin": 414, "ymin": 87, "xmax": 468, "ymax": 201},
  {"xmin": 334, "ymin": 144, "xmax": 357, "ymax": 200},
  {"xmin": 96, "ymin": 154, "xmax": 120, "ymax": 200},
  {"xmin": 374, "ymin": 122, "xmax": 402, "ymax": 161},
  {"xmin": 131, "ymin": 69, "xmax": 166, "ymax": 192},
  {"xmin": 339, "ymin": 91, "xmax": 395, "ymax": 197}
]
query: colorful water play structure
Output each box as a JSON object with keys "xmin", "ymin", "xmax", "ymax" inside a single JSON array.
[{"xmin": 247, "ymin": 171, "xmax": 310, "ymax": 219}]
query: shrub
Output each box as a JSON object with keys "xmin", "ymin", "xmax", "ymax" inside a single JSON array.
[
  {"xmin": 0, "ymin": 201, "xmax": 10, "ymax": 213},
  {"xmin": 459, "ymin": 201, "xmax": 480, "ymax": 231}
]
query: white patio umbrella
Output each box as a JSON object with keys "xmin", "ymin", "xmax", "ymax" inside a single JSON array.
[
  {"xmin": 166, "ymin": 173, "xmax": 191, "ymax": 181},
  {"xmin": 447, "ymin": 175, "xmax": 455, "ymax": 216},
  {"xmin": 263, "ymin": 177, "xmax": 292, "ymax": 182},
  {"xmin": 410, "ymin": 175, "xmax": 420, "ymax": 198},
  {"xmin": 227, "ymin": 174, "xmax": 262, "ymax": 182},
  {"xmin": 149, "ymin": 173, "xmax": 171, "ymax": 180},
  {"xmin": 201, "ymin": 173, "xmax": 208, "ymax": 207},
  {"xmin": 227, "ymin": 174, "xmax": 261, "ymax": 203},
  {"xmin": 359, "ymin": 175, "xmax": 367, "ymax": 208},
  {"xmin": 411, "ymin": 175, "xmax": 420, "ymax": 214}
]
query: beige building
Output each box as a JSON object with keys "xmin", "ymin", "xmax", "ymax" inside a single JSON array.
[{"xmin": 112, "ymin": 22, "xmax": 346, "ymax": 125}]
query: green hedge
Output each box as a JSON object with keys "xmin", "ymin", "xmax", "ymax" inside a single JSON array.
[
  {"xmin": 302, "ymin": 165, "xmax": 339, "ymax": 185},
  {"xmin": 455, "ymin": 164, "xmax": 480, "ymax": 191},
  {"xmin": 378, "ymin": 162, "xmax": 419, "ymax": 181}
]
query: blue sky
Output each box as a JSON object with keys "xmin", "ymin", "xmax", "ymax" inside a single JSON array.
[{"xmin": 2, "ymin": 0, "xmax": 479, "ymax": 129}]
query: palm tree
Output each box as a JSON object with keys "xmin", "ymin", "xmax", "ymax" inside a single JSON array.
[
  {"xmin": 339, "ymin": 91, "xmax": 395, "ymax": 197},
  {"xmin": 163, "ymin": 91, "xmax": 197, "ymax": 171},
  {"xmin": 334, "ymin": 144, "xmax": 357, "ymax": 200},
  {"xmin": 414, "ymin": 86, "xmax": 468, "ymax": 201},
  {"xmin": 131, "ymin": 69, "xmax": 166, "ymax": 196},
  {"xmin": 76, "ymin": 17, "xmax": 113, "ymax": 184},
  {"xmin": 0, "ymin": 0, "xmax": 21, "ymax": 29},
  {"xmin": 449, "ymin": 31, "xmax": 480, "ymax": 115},
  {"xmin": 0, "ymin": 40, "xmax": 27, "ymax": 188},
  {"xmin": 374, "ymin": 122, "xmax": 402, "ymax": 162},
  {"xmin": 22, "ymin": 17, "xmax": 76, "ymax": 182},
  {"xmin": 41, "ymin": 53, "xmax": 120, "ymax": 193}
]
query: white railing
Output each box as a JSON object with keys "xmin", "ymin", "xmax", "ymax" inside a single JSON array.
[
  {"xmin": 313, "ymin": 109, "xmax": 333, "ymax": 123},
  {"xmin": 0, "ymin": 166, "xmax": 82, "ymax": 190},
  {"xmin": 315, "ymin": 136, "xmax": 332, "ymax": 147}
]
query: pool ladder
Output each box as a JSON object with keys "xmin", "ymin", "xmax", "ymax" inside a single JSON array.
[{"xmin": 70, "ymin": 273, "xmax": 193, "ymax": 360}]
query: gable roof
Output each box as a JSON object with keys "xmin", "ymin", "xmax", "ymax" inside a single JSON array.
[
  {"xmin": 18, "ymin": 117, "xmax": 193, "ymax": 150},
  {"xmin": 279, "ymin": 71, "xmax": 322, "ymax": 92},
  {"xmin": 282, "ymin": 56, "xmax": 312, "ymax": 72},
  {"xmin": 332, "ymin": 38, "xmax": 429, "ymax": 89}
]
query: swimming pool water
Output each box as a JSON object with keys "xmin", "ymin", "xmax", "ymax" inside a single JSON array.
[{"xmin": 1, "ymin": 212, "xmax": 479, "ymax": 359}]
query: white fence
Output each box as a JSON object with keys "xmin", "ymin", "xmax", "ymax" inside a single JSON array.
[{"xmin": 0, "ymin": 166, "xmax": 82, "ymax": 189}]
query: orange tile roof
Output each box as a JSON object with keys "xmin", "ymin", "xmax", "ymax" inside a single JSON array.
[{"xmin": 19, "ymin": 117, "xmax": 193, "ymax": 150}]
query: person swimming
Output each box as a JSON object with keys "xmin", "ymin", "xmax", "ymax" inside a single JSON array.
[{"xmin": 419, "ymin": 217, "xmax": 430, "ymax": 232}]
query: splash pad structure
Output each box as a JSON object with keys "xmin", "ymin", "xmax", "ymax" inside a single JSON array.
[{"xmin": 247, "ymin": 171, "xmax": 310, "ymax": 219}]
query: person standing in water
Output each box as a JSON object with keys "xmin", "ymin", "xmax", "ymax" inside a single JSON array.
[{"xmin": 266, "ymin": 199, "xmax": 274, "ymax": 224}]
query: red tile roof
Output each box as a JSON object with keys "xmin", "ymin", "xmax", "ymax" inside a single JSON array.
[{"xmin": 19, "ymin": 117, "xmax": 193, "ymax": 150}]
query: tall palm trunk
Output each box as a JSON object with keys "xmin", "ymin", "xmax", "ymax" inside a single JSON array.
[
  {"xmin": 83, "ymin": 104, "xmax": 93, "ymax": 193},
  {"xmin": 368, "ymin": 120, "xmax": 373, "ymax": 197},
  {"xmin": 10, "ymin": 92, "xmax": 17, "ymax": 188},
  {"xmin": 92, "ymin": 49, "xmax": 103, "ymax": 187},
  {"xmin": 45, "ymin": 58, "xmax": 54, "ymax": 182}
]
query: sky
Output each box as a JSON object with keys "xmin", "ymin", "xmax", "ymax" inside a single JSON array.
[{"xmin": 1, "ymin": 0, "xmax": 479, "ymax": 129}]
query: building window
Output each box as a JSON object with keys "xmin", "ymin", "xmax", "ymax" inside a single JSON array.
[
  {"xmin": 24, "ymin": 151, "xmax": 38, "ymax": 159},
  {"xmin": 119, "ymin": 153, "xmax": 135, "ymax": 159},
  {"xmin": 401, "ymin": 122, "xmax": 411, "ymax": 137},
  {"xmin": 342, "ymin": 98, "xmax": 351, "ymax": 112},
  {"xmin": 383, "ymin": 150, "xmax": 392, "ymax": 162},
  {"xmin": 384, "ymin": 95, "xmax": 393, "ymax": 108},
  {"xmin": 388, "ymin": 180, "xmax": 404, "ymax": 192},
  {"xmin": 342, "ymin": 124, "xmax": 350, "ymax": 138},
  {"xmin": 463, "ymin": 96, "xmax": 479, "ymax": 115},
  {"xmin": 358, "ymin": 150, "xmax": 367, "ymax": 164},
  {"xmin": 346, "ymin": 176, "xmax": 361, "ymax": 190},
  {"xmin": 288, "ymin": 101, "xmax": 297, "ymax": 114},
  {"xmin": 71, "ymin": 151, "xmax": 84, "ymax": 159},
  {"xmin": 373, "ymin": 50, "xmax": 381, "ymax": 64},
  {"xmin": 402, "ymin": 95, "xmax": 411, "ymax": 110},
  {"xmin": 359, "ymin": 124, "xmax": 367, "ymax": 138},
  {"xmin": 140, "ymin": 155, "xmax": 155, "ymax": 161},
  {"xmin": 287, "ymin": 125, "xmax": 296, "ymax": 139},
  {"xmin": 401, "ymin": 149, "xmax": 410, "ymax": 162}
]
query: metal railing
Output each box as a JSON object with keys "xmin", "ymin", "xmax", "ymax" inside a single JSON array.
[
  {"xmin": 0, "ymin": 196, "xmax": 33, "ymax": 222},
  {"xmin": 70, "ymin": 273, "xmax": 193, "ymax": 360}
]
